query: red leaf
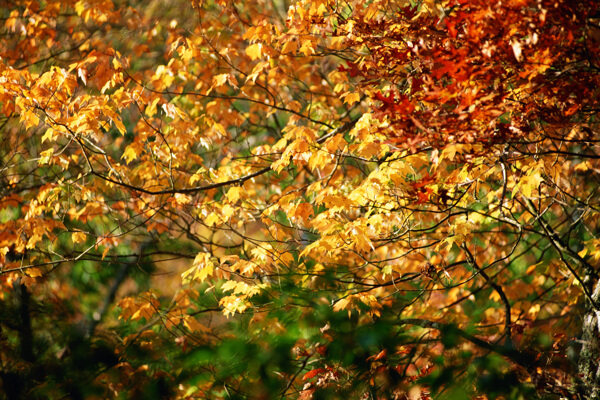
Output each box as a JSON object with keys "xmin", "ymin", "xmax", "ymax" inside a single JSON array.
[
  {"xmin": 302, "ymin": 368, "xmax": 326, "ymax": 381},
  {"xmin": 316, "ymin": 345, "xmax": 327, "ymax": 356},
  {"xmin": 374, "ymin": 91, "xmax": 395, "ymax": 105},
  {"xmin": 338, "ymin": 62, "xmax": 361, "ymax": 77},
  {"xmin": 367, "ymin": 349, "xmax": 387, "ymax": 361},
  {"xmin": 446, "ymin": 20, "xmax": 458, "ymax": 38},
  {"xmin": 416, "ymin": 190, "xmax": 430, "ymax": 204}
]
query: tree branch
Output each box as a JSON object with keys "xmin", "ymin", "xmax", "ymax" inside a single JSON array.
[
  {"xmin": 461, "ymin": 243, "xmax": 513, "ymax": 345},
  {"xmin": 397, "ymin": 318, "xmax": 535, "ymax": 370},
  {"xmin": 86, "ymin": 118, "xmax": 359, "ymax": 196}
]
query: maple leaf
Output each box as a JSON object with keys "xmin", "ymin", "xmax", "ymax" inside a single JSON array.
[
  {"xmin": 245, "ymin": 43, "xmax": 262, "ymax": 60},
  {"xmin": 71, "ymin": 231, "xmax": 87, "ymax": 244},
  {"xmin": 302, "ymin": 368, "xmax": 325, "ymax": 381},
  {"xmin": 182, "ymin": 253, "xmax": 215, "ymax": 284},
  {"xmin": 343, "ymin": 92, "xmax": 361, "ymax": 106},
  {"xmin": 338, "ymin": 62, "xmax": 361, "ymax": 77}
]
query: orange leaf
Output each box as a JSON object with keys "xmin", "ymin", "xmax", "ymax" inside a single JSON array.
[{"xmin": 302, "ymin": 368, "xmax": 325, "ymax": 381}]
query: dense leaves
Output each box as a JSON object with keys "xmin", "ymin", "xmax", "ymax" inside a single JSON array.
[{"xmin": 1, "ymin": 0, "xmax": 599, "ymax": 398}]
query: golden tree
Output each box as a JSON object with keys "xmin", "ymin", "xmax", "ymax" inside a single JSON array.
[{"xmin": 1, "ymin": 0, "xmax": 599, "ymax": 398}]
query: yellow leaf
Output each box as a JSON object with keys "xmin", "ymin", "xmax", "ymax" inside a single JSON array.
[
  {"xmin": 181, "ymin": 252, "xmax": 215, "ymax": 284},
  {"xmin": 174, "ymin": 193, "xmax": 191, "ymax": 205},
  {"xmin": 440, "ymin": 143, "xmax": 468, "ymax": 162},
  {"xmin": 22, "ymin": 110, "xmax": 40, "ymax": 130},
  {"xmin": 221, "ymin": 280, "xmax": 239, "ymax": 293},
  {"xmin": 333, "ymin": 297, "xmax": 351, "ymax": 312},
  {"xmin": 72, "ymin": 231, "xmax": 87, "ymax": 244},
  {"xmin": 527, "ymin": 303, "xmax": 541, "ymax": 317},
  {"xmin": 26, "ymin": 233, "xmax": 42, "ymax": 249},
  {"xmin": 281, "ymin": 39, "xmax": 297, "ymax": 54},
  {"xmin": 212, "ymin": 73, "xmax": 229, "ymax": 88},
  {"xmin": 245, "ymin": 43, "xmax": 262, "ymax": 60},
  {"xmin": 382, "ymin": 264, "xmax": 392, "ymax": 277},
  {"xmin": 356, "ymin": 141, "xmax": 384, "ymax": 158},
  {"xmin": 211, "ymin": 121, "xmax": 227, "ymax": 137},
  {"xmin": 518, "ymin": 171, "xmax": 542, "ymax": 198},
  {"xmin": 145, "ymin": 97, "xmax": 160, "ymax": 117},
  {"xmin": 343, "ymin": 92, "xmax": 361, "ymax": 106},
  {"xmin": 113, "ymin": 117, "xmax": 126, "ymax": 135},
  {"xmin": 222, "ymin": 204, "xmax": 234, "ymax": 218},
  {"xmin": 205, "ymin": 212, "xmax": 220, "ymax": 227},
  {"xmin": 271, "ymin": 157, "xmax": 290, "ymax": 174},
  {"xmin": 226, "ymin": 186, "xmax": 242, "ymax": 203},
  {"xmin": 324, "ymin": 134, "xmax": 346, "ymax": 153},
  {"xmin": 294, "ymin": 203, "xmax": 314, "ymax": 224},
  {"xmin": 219, "ymin": 295, "xmax": 249, "ymax": 317},
  {"xmin": 299, "ymin": 39, "xmax": 315, "ymax": 56},
  {"xmin": 112, "ymin": 57, "xmax": 123, "ymax": 70},
  {"xmin": 575, "ymin": 161, "xmax": 591, "ymax": 172},
  {"xmin": 75, "ymin": 0, "xmax": 85, "ymax": 16},
  {"xmin": 39, "ymin": 148, "xmax": 54, "ymax": 165},
  {"xmin": 26, "ymin": 268, "xmax": 43, "ymax": 278},
  {"xmin": 330, "ymin": 36, "xmax": 346, "ymax": 50},
  {"xmin": 308, "ymin": 150, "xmax": 331, "ymax": 172},
  {"xmin": 41, "ymin": 128, "xmax": 57, "ymax": 143},
  {"xmin": 122, "ymin": 145, "xmax": 138, "ymax": 164}
]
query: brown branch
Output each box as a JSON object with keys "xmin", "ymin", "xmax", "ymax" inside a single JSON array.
[
  {"xmin": 86, "ymin": 118, "xmax": 359, "ymax": 196},
  {"xmin": 523, "ymin": 199, "xmax": 600, "ymax": 310},
  {"xmin": 461, "ymin": 243, "xmax": 512, "ymax": 345},
  {"xmin": 397, "ymin": 318, "xmax": 535, "ymax": 370}
]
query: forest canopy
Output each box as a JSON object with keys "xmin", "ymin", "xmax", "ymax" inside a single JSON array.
[{"xmin": 1, "ymin": 0, "xmax": 600, "ymax": 398}]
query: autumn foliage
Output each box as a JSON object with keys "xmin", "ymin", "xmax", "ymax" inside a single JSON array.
[{"xmin": 1, "ymin": 0, "xmax": 600, "ymax": 398}]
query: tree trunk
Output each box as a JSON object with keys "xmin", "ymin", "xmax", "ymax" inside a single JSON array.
[{"xmin": 579, "ymin": 280, "xmax": 600, "ymax": 399}]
